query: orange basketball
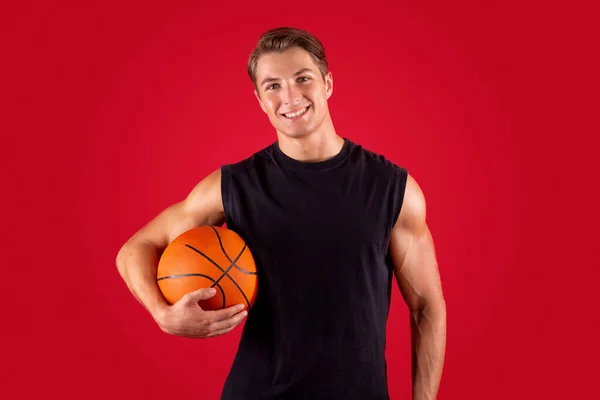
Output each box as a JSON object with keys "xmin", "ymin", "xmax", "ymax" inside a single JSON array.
[{"xmin": 157, "ymin": 226, "xmax": 258, "ymax": 311}]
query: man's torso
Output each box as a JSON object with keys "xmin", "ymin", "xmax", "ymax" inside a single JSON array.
[{"xmin": 219, "ymin": 138, "xmax": 407, "ymax": 399}]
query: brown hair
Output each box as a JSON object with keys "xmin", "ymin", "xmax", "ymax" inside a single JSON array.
[{"xmin": 248, "ymin": 27, "xmax": 329, "ymax": 92}]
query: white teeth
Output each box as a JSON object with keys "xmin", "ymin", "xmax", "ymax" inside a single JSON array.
[{"xmin": 284, "ymin": 107, "xmax": 308, "ymax": 118}]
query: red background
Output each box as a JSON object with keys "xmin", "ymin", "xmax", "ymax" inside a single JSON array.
[{"xmin": 3, "ymin": 1, "xmax": 598, "ymax": 399}]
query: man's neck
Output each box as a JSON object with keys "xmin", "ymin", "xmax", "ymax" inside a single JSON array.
[{"xmin": 276, "ymin": 125, "xmax": 344, "ymax": 163}]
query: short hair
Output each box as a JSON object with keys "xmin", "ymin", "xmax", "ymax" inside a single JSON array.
[{"xmin": 248, "ymin": 27, "xmax": 329, "ymax": 92}]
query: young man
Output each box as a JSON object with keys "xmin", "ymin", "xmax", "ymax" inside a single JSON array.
[{"xmin": 117, "ymin": 27, "xmax": 446, "ymax": 399}]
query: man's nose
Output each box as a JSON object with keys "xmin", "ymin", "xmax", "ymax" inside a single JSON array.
[{"xmin": 283, "ymin": 85, "xmax": 302, "ymax": 105}]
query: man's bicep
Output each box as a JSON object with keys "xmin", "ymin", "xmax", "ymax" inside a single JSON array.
[
  {"xmin": 390, "ymin": 224, "xmax": 442, "ymax": 312},
  {"xmin": 389, "ymin": 174, "xmax": 444, "ymax": 313},
  {"xmin": 127, "ymin": 168, "xmax": 226, "ymax": 250}
]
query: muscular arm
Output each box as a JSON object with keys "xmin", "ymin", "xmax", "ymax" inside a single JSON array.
[
  {"xmin": 115, "ymin": 169, "xmax": 226, "ymax": 322},
  {"xmin": 389, "ymin": 174, "xmax": 447, "ymax": 400}
]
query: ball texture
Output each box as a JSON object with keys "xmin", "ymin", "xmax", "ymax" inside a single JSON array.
[{"xmin": 157, "ymin": 225, "xmax": 258, "ymax": 310}]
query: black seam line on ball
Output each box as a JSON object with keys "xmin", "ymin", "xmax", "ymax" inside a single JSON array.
[
  {"xmin": 156, "ymin": 273, "xmax": 226, "ymax": 308},
  {"xmin": 184, "ymin": 242, "xmax": 250, "ymax": 309},
  {"xmin": 210, "ymin": 226, "xmax": 257, "ymax": 276}
]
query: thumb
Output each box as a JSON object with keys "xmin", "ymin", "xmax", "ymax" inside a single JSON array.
[{"xmin": 185, "ymin": 287, "xmax": 217, "ymax": 303}]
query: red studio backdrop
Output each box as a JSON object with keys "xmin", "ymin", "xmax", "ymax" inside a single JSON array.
[{"xmin": 3, "ymin": 1, "xmax": 598, "ymax": 399}]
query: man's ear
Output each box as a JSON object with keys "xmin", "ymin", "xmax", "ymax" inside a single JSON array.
[
  {"xmin": 254, "ymin": 89, "xmax": 267, "ymax": 113},
  {"xmin": 325, "ymin": 72, "xmax": 333, "ymax": 100}
]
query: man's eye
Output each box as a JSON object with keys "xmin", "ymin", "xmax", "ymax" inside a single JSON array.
[
  {"xmin": 298, "ymin": 77, "xmax": 309, "ymax": 82},
  {"xmin": 267, "ymin": 84, "xmax": 280, "ymax": 90}
]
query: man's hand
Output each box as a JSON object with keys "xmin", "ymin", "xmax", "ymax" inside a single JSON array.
[{"xmin": 155, "ymin": 288, "xmax": 248, "ymax": 339}]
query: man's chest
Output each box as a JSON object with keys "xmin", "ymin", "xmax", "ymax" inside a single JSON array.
[{"xmin": 234, "ymin": 181, "xmax": 390, "ymax": 255}]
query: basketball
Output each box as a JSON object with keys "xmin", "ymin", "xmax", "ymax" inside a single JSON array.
[{"xmin": 157, "ymin": 225, "xmax": 258, "ymax": 311}]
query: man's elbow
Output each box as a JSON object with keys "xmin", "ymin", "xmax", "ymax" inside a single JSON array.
[{"xmin": 412, "ymin": 295, "xmax": 447, "ymax": 322}]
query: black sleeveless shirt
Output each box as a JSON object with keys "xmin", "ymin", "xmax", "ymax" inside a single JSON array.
[{"xmin": 219, "ymin": 138, "xmax": 408, "ymax": 399}]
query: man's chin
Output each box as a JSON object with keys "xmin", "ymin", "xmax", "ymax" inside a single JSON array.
[{"xmin": 279, "ymin": 129, "xmax": 312, "ymax": 139}]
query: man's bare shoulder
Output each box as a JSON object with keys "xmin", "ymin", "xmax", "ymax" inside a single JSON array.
[
  {"xmin": 184, "ymin": 168, "xmax": 224, "ymax": 216},
  {"xmin": 395, "ymin": 174, "xmax": 427, "ymax": 234}
]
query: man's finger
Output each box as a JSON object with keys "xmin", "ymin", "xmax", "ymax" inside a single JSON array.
[
  {"xmin": 206, "ymin": 316, "xmax": 246, "ymax": 337},
  {"xmin": 183, "ymin": 287, "xmax": 217, "ymax": 304},
  {"xmin": 209, "ymin": 310, "xmax": 248, "ymax": 331},
  {"xmin": 211, "ymin": 304, "xmax": 246, "ymax": 322},
  {"xmin": 206, "ymin": 326, "xmax": 235, "ymax": 338}
]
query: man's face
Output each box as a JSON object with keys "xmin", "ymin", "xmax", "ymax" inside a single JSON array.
[{"xmin": 254, "ymin": 47, "xmax": 333, "ymax": 139}]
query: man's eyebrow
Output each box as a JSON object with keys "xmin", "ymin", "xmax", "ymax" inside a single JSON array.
[{"xmin": 260, "ymin": 68, "xmax": 315, "ymax": 87}]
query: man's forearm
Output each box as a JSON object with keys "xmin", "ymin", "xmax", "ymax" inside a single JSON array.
[
  {"xmin": 116, "ymin": 240, "xmax": 169, "ymax": 321},
  {"xmin": 411, "ymin": 303, "xmax": 447, "ymax": 400}
]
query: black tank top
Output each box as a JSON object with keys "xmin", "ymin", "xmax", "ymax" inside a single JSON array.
[{"xmin": 219, "ymin": 138, "xmax": 408, "ymax": 399}]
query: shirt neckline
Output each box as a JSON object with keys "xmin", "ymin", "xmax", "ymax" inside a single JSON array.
[{"xmin": 273, "ymin": 137, "xmax": 353, "ymax": 172}]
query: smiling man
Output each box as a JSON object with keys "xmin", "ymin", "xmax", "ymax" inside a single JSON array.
[{"xmin": 116, "ymin": 27, "xmax": 446, "ymax": 399}]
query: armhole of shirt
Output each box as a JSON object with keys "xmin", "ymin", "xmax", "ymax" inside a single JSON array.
[
  {"xmin": 220, "ymin": 164, "xmax": 235, "ymax": 229},
  {"xmin": 392, "ymin": 166, "xmax": 409, "ymax": 227}
]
